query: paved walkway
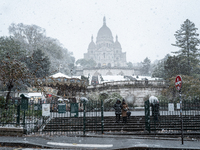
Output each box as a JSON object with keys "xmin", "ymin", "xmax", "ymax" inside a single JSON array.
[
  {"xmin": 0, "ymin": 134, "xmax": 200, "ymax": 149},
  {"xmin": 1, "ymin": 110, "xmax": 200, "ymax": 149},
  {"xmin": 104, "ymin": 110, "xmax": 145, "ymax": 116}
]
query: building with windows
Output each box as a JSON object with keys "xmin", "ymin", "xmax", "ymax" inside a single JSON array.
[
  {"xmin": 84, "ymin": 16, "xmax": 127, "ymax": 68},
  {"xmin": 76, "ymin": 17, "xmax": 136, "ymax": 78}
]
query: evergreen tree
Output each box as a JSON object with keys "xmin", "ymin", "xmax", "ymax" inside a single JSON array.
[
  {"xmin": 76, "ymin": 58, "xmax": 96, "ymax": 69},
  {"xmin": 141, "ymin": 57, "xmax": 151, "ymax": 76},
  {"xmin": 164, "ymin": 55, "xmax": 188, "ymax": 78},
  {"xmin": 172, "ymin": 19, "xmax": 200, "ymax": 76},
  {"xmin": 127, "ymin": 62, "xmax": 133, "ymax": 68},
  {"xmin": 152, "ymin": 54, "xmax": 170, "ymax": 79}
]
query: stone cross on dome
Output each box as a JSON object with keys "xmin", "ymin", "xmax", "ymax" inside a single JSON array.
[
  {"xmin": 91, "ymin": 35, "xmax": 93, "ymax": 41},
  {"xmin": 103, "ymin": 16, "xmax": 106, "ymax": 25}
]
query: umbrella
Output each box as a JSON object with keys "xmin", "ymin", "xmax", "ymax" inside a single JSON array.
[
  {"xmin": 149, "ymin": 96, "xmax": 159, "ymax": 104},
  {"xmin": 63, "ymin": 99, "xmax": 69, "ymax": 102},
  {"xmin": 80, "ymin": 97, "xmax": 89, "ymax": 102},
  {"xmin": 58, "ymin": 98, "xmax": 63, "ymax": 101}
]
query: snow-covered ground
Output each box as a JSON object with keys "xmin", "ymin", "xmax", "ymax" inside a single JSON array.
[
  {"xmin": 98, "ymin": 75, "xmax": 163, "ymax": 84},
  {"xmin": 50, "ymin": 72, "xmax": 163, "ymax": 85}
]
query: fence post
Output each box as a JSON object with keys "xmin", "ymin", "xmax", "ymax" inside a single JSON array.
[
  {"xmin": 16, "ymin": 104, "xmax": 20, "ymax": 126},
  {"xmin": 180, "ymin": 90, "xmax": 184, "ymax": 145},
  {"xmin": 23, "ymin": 110, "xmax": 26, "ymax": 133},
  {"xmin": 83, "ymin": 101, "xmax": 86, "ymax": 136},
  {"xmin": 101, "ymin": 99, "xmax": 104, "ymax": 134},
  {"xmin": 145, "ymin": 100, "xmax": 150, "ymax": 133}
]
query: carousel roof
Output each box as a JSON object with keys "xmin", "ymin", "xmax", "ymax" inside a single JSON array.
[
  {"xmin": 41, "ymin": 72, "xmax": 88, "ymax": 89},
  {"xmin": 50, "ymin": 72, "xmax": 71, "ymax": 78}
]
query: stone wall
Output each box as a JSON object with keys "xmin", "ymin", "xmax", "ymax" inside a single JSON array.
[
  {"xmin": 83, "ymin": 68, "xmax": 135, "ymax": 76},
  {"xmin": 0, "ymin": 127, "xmax": 23, "ymax": 136},
  {"xmin": 87, "ymin": 80, "xmax": 167, "ymax": 106}
]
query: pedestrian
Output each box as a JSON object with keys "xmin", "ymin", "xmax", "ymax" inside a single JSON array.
[
  {"xmin": 127, "ymin": 110, "xmax": 131, "ymax": 119},
  {"xmin": 152, "ymin": 101, "xmax": 159, "ymax": 121},
  {"xmin": 149, "ymin": 96, "xmax": 160, "ymax": 121},
  {"xmin": 121, "ymin": 99, "xmax": 129, "ymax": 123},
  {"xmin": 113, "ymin": 99, "xmax": 122, "ymax": 123}
]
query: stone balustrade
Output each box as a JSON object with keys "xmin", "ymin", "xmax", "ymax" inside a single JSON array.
[{"xmin": 87, "ymin": 80, "xmax": 167, "ymax": 106}]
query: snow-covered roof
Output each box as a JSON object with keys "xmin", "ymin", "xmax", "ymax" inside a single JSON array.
[
  {"xmin": 101, "ymin": 75, "xmax": 127, "ymax": 83},
  {"xmin": 50, "ymin": 72, "xmax": 71, "ymax": 78},
  {"xmin": 50, "ymin": 72, "xmax": 82, "ymax": 80},
  {"xmin": 19, "ymin": 92, "xmax": 43, "ymax": 98},
  {"xmin": 96, "ymin": 75, "xmax": 163, "ymax": 84},
  {"xmin": 27, "ymin": 93, "xmax": 43, "ymax": 97},
  {"xmin": 72, "ymin": 76, "xmax": 81, "ymax": 79},
  {"xmin": 132, "ymin": 76, "xmax": 163, "ymax": 81}
]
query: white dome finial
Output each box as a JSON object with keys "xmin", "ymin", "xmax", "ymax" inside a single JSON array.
[
  {"xmin": 91, "ymin": 35, "xmax": 93, "ymax": 41},
  {"xmin": 103, "ymin": 16, "xmax": 106, "ymax": 25}
]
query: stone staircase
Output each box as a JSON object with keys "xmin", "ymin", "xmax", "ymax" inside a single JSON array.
[
  {"xmin": 42, "ymin": 116, "xmax": 146, "ymax": 134},
  {"xmin": 42, "ymin": 115, "xmax": 200, "ymax": 138}
]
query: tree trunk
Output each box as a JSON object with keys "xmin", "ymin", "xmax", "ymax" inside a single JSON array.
[{"xmin": 5, "ymin": 84, "xmax": 13, "ymax": 110}]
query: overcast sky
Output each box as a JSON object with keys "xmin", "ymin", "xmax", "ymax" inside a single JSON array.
[{"xmin": 1, "ymin": 0, "xmax": 200, "ymax": 63}]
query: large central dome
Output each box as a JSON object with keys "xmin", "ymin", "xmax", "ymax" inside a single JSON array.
[
  {"xmin": 84, "ymin": 17, "xmax": 128, "ymax": 70},
  {"xmin": 96, "ymin": 17, "xmax": 113, "ymax": 43}
]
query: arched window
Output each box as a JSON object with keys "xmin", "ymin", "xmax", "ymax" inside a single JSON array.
[
  {"xmin": 107, "ymin": 63, "xmax": 111, "ymax": 68},
  {"xmin": 98, "ymin": 63, "xmax": 101, "ymax": 67}
]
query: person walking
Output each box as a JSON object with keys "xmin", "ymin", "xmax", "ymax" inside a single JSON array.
[
  {"xmin": 121, "ymin": 99, "xmax": 129, "ymax": 123},
  {"xmin": 151, "ymin": 101, "xmax": 159, "ymax": 121},
  {"xmin": 113, "ymin": 99, "xmax": 122, "ymax": 123}
]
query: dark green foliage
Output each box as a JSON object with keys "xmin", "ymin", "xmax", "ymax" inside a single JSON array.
[
  {"xmin": 0, "ymin": 36, "xmax": 31, "ymax": 106},
  {"xmin": 9, "ymin": 23, "xmax": 75, "ymax": 75},
  {"xmin": 0, "ymin": 36, "xmax": 25, "ymax": 61},
  {"xmin": 160, "ymin": 75, "xmax": 200, "ymax": 101},
  {"xmin": 76, "ymin": 58, "xmax": 97, "ymax": 69},
  {"xmin": 152, "ymin": 54, "xmax": 169, "ymax": 79},
  {"xmin": 24, "ymin": 49, "xmax": 50, "ymax": 78},
  {"xmin": 0, "ymin": 98, "xmax": 42, "ymax": 126},
  {"xmin": 25, "ymin": 105, "xmax": 42, "ymax": 117},
  {"xmin": 153, "ymin": 20, "xmax": 200, "ymax": 79},
  {"xmin": 0, "ymin": 36, "xmax": 47, "ymax": 106},
  {"xmin": 164, "ymin": 55, "xmax": 189, "ymax": 78},
  {"xmin": 172, "ymin": 19, "xmax": 200, "ymax": 76},
  {"xmin": 103, "ymin": 93, "xmax": 123, "ymax": 111},
  {"xmin": 140, "ymin": 57, "xmax": 151, "ymax": 76},
  {"xmin": 0, "ymin": 96, "xmax": 6, "ymax": 108},
  {"xmin": 127, "ymin": 62, "xmax": 133, "ymax": 68},
  {"xmin": 0, "ymin": 96, "xmax": 16, "ymax": 124}
]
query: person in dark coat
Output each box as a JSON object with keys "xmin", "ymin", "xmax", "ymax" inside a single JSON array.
[
  {"xmin": 127, "ymin": 110, "xmax": 131, "ymax": 119},
  {"xmin": 121, "ymin": 99, "xmax": 129, "ymax": 123},
  {"xmin": 113, "ymin": 99, "xmax": 122, "ymax": 123},
  {"xmin": 151, "ymin": 101, "xmax": 159, "ymax": 121}
]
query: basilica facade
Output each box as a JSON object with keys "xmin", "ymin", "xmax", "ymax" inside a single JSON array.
[
  {"xmin": 79, "ymin": 17, "xmax": 135, "ymax": 77},
  {"xmin": 84, "ymin": 17, "xmax": 127, "ymax": 68}
]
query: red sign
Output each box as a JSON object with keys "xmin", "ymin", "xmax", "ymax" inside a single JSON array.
[{"xmin": 175, "ymin": 75, "xmax": 182, "ymax": 91}]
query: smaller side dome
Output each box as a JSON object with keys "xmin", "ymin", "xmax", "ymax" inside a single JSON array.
[
  {"xmin": 114, "ymin": 35, "xmax": 121, "ymax": 49},
  {"xmin": 88, "ymin": 35, "xmax": 96, "ymax": 50}
]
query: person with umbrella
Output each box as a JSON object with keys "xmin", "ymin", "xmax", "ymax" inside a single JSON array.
[{"xmin": 113, "ymin": 99, "xmax": 122, "ymax": 123}]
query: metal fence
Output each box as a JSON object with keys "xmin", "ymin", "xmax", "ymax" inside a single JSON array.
[
  {"xmin": 145, "ymin": 99, "xmax": 200, "ymax": 135},
  {"xmin": 0, "ymin": 99, "xmax": 103, "ymax": 136}
]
